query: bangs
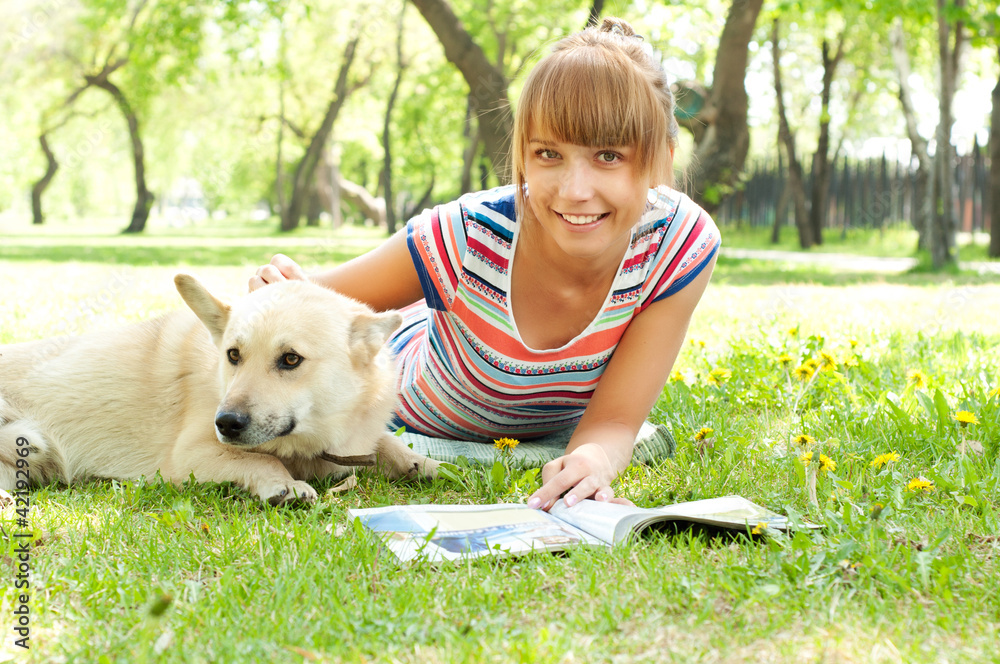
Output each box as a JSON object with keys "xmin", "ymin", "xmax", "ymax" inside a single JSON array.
[{"xmin": 517, "ymin": 45, "xmax": 666, "ymax": 167}]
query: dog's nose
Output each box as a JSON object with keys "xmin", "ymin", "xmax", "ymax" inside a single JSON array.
[{"xmin": 216, "ymin": 412, "xmax": 250, "ymax": 439}]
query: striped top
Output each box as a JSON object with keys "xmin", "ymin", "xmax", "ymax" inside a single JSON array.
[{"xmin": 388, "ymin": 185, "xmax": 720, "ymax": 440}]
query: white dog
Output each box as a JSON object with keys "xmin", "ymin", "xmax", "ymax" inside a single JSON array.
[{"xmin": 0, "ymin": 274, "xmax": 438, "ymax": 504}]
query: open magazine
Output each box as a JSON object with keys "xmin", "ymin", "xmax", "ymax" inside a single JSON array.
[{"xmin": 348, "ymin": 495, "xmax": 809, "ymax": 563}]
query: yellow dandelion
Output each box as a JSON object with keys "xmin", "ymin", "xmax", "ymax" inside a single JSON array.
[
  {"xmin": 493, "ymin": 437, "xmax": 520, "ymax": 452},
  {"xmin": 694, "ymin": 427, "xmax": 714, "ymax": 441},
  {"xmin": 799, "ymin": 451, "xmax": 814, "ymax": 465},
  {"xmin": 669, "ymin": 369, "xmax": 686, "ymax": 382},
  {"xmin": 777, "ymin": 353, "xmax": 794, "ymax": 366},
  {"xmin": 870, "ymin": 452, "xmax": 901, "ymax": 469},
  {"xmin": 793, "ymin": 364, "xmax": 815, "ymax": 382},
  {"xmin": 751, "ymin": 522, "xmax": 768, "ymax": 535},
  {"xmin": 989, "ymin": 387, "xmax": 1000, "ymax": 401},
  {"xmin": 793, "ymin": 434, "xmax": 815, "ymax": 447},
  {"xmin": 843, "ymin": 355, "xmax": 859, "ymax": 368},
  {"xmin": 689, "ymin": 339, "xmax": 706, "ymax": 349},
  {"xmin": 706, "ymin": 368, "xmax": 732, "ymax": 386},
  {"xmin": 906, "ymin": 477, "xmax": 935, "ymax": 493},
  {"xmin": 954, "ymin": 411, "xmax": 979, "ymax": 427},
  {"xmin": 804, "ymin": 358, "xmax": 820, "ymax": 371},
  {"xmin": 819, "ymin": 454, "xmax": 836, "ymax": 474},
  {"xmin": 848, "ymin": 336, "xmax": 859, "ymax": 348},
  {"xmin": 906, "ymin": 369, "xmax": 929, "ymax": 390},
  {"xmin": 788, "ymin": 325, "xmax": 799, "ymax": 337},
  {"xmin": 820, "ymin": 351, "xmax": 838, "ymax": 371}
]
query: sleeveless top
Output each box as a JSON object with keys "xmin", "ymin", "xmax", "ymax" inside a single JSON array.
[{"xmin": 387, "ymin": 185, "xmax": 720, "ymax": 440}]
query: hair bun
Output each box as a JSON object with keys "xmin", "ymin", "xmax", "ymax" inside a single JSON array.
[{"xmin": 599, "ymin": 17, "xmax": 641, "ymax": 39}]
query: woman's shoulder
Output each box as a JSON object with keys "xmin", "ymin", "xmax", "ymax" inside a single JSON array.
[
  {"xmin": 456, "ymin": 185, "xmax": 518, "ymax": 220},
  {"xmin": 639, "ymin": 185, "xmax": 720, "ymax": 239}
]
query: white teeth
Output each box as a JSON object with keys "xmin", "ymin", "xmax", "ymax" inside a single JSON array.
[{"xmin": 561, "ymin": 213, "xmax": 603, "ymax": 225}]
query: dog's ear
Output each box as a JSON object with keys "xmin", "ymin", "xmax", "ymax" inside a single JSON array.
[
  {"xmin": 174, "ymin": 274, "xmax": 231, "ymax": 345},
  {"xmin": 349, "ymin": 311, "xmax": 403, "ymax": 366}
]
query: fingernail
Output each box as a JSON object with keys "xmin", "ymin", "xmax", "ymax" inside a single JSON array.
[
  {"xmin": 565, "ymin": 495, "xmax": 578, "ymax": 507},
  {"xmin": 596, "ymin": 492, "xmax": 608, "ymax": 502},
  {"xmin": 527, "ymin": 497, "xmax": 541, "ymax": 509}
]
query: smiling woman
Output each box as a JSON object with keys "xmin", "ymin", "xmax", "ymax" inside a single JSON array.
[{"xmin": 250, "ymin": 17, "xmax": 720, "ymax": 512}]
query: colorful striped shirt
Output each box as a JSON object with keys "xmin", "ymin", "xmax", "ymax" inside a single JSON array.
[{"xmin": 388, "ymin": 185, "xmax": 720, "ymax": 440}]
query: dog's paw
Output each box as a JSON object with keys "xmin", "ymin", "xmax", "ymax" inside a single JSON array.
[
  {"xmin": 407, "ymin": 457, "xmax": 441, "ymax": 481},
  {"xmin": 259, "ymin": 479, "xmax": 318, "ymax": 506}
]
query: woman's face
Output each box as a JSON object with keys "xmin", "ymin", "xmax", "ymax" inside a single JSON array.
[{"xmin": 522, "ymin": 129, "xmax": 649, "ymax": 264}]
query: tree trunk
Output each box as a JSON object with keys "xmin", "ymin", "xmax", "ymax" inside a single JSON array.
[
  {"xmin": 31, "ymin": 133, "xmax": 59, "ymax": 225},
  {"xmin": 281, "ymin": 35, "xmax": 361, "ymax": 232},
  {"xmin": 460, "ymin": 94, "xmax": 479, "ymax": 194},
  {"xmin": 929, "ymin": 0, "xmax": 963, "ymax": 269},
  {"xmin": 890, "ymin": 20, "xmax": 933, "ymax": 251},
  {"xmin": 585, "ymin": 0, "xmax": 604, "ymax": 27},
  {"xmin": 772, "ymin": 146, "xmax": 787, "ymax": 244},
  {"xmin": 86, "ymin": 74, "xmax": 153, "ymax": 233},
  {"xmin": 990, "ymin": 46, "xmax": 1000, "ymax": 259},
  {"xmin": 382, "ymin": 1, "xmax": 408, "ymax": 235},
  {"xmin": 808, "ymin": 35, "xmax": 845, "ymax": 247},
  {"xmin": 686, "ymin": 0, "xmax": 764, "ymax": 213},
  {"xmin": 337, "ymin": 174, "xmax": 385, "ymax": 226},
  {"xmin": 410, "ymin": 0, "xmax": 511, "ymax": 182},
  {"xmin": 771, "ymin": 19, "xmax": 812, "ymax": 249}
]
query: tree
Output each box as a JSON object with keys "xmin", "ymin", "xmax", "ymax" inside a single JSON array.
[
  {"xmin": 992, "ymin": 52, "xmax": 1000, "ymax": 258},
  {"xmin": 26, "ymin": 0, "xmax": 205, "ymax": 232},
  {"xmin": 30, "ymin": 133, "xmax": 59, "ymax": 225},
  {"xmin": 381, "ymin": 0, "xmax": 409, "ymax": 234},
  {"xmin": 929, "ymin": 0, "xmax": 966, "ymax": 269},
  {"xmin": 890, "ymin": 19, "xmax": 935, "ymax": 251},
  {"xmin": 409, "ymin": 0, "xmax": 512, "ymax": 181},
  {"xmin": 280, "ymin": 33, "xmax": 364, "ymax": 231},
  {"xmin": 771, "ymin": 18, "xmax": 813, "ymax": 248},
  {"xmin": 684, "ymin": 0, "xmax": 765, "ymax": 214},
  {"xmin": 961, "ymin": 3, "xmax": 999, "ymax": 258}
]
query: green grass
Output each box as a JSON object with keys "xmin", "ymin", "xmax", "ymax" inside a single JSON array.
[
  {"xmin": 0, "ymin": 218, "xmax": 386, "ymax": 268},
  {"xmin": 2, "ymin": 226, "xmax": 1000, "ymax": 662},
  {"xmin": 721, "ymin": 223, "xmax": 999, "ymax": 263}
]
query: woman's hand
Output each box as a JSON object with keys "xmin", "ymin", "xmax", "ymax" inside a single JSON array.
[
  {"xmin": 249, "ymin": 254, "xmax": 308, "ymax": 292},
  {"xmin": 526, "ymin": 443, "xmax": 633, "ymax": 510}
]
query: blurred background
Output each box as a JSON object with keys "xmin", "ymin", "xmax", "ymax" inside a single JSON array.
[{"xmin": 1, "ymin": 0, "xmax": 997, "ymax": 268}]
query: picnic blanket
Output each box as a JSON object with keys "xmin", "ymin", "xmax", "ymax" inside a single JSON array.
[{"xmin": 398, "ymin": 421, "xmax": 675, "ymax": 468}]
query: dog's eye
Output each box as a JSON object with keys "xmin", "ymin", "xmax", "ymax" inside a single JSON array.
[
  {"xmin": 279, "ymin": 353, "xmax": 302, "ymax": 370},
  {"xmin": 227, "ymin": 348, "xmax": 240, "ymax": 365}
]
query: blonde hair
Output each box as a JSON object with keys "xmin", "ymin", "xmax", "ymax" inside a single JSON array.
[{"xmin": 512, "ymin": 18, "xmax": 680, "ymax": 216}]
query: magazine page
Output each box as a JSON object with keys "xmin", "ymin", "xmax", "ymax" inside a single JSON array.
[
  {"xmin": 551, "ymin": 495, "xmax": 802, "ymax": 544},
  {"xmin": 348, "ymin": 503, "xmax": 607, "ymax": 562},
  {"xmin": 651, "ymin": 495, "xmax": 790, "ymax": 531},
  {"xmin": 548, "ymin": 499, "xmax": 656, "ymax": 544}
]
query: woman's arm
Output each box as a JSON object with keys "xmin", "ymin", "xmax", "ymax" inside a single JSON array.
[
  {"xmin": 526, "ymin": 254, "xmax": 718, "ymax": 510},
  {"xmin": 249, "ymin": 228, "xmax": 424, "ymax": 312}
]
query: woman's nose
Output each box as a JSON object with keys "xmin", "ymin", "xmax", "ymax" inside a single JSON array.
[{"xmin": 559, "ymin": 161, "xmax": 595, "ymax": 201}]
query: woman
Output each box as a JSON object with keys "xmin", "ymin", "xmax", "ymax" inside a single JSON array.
[{"xmin": 250, "ymin": 18, "xmax": 720, "ymax": 510}]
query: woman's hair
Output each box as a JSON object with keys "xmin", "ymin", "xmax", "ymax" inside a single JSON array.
[{"xmin": 511, "ymin": 17, "xmax": 680, "ymax": 215}]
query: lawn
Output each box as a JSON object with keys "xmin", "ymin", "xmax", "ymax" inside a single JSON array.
[
  {"xmin": 718, "ymin": 222, "xmax": 999, "ymax": 263},
  {"xmin": 1, "ymin": 221, "xmax": 999, "ymax": 663}
]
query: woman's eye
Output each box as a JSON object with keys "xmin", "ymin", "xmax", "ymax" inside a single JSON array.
[
  {"xmin": 536, "ymin": 149, "xmax": 559, "ymax": 159},
  {"xmin": 227, "ymin": 348, "xmax": 240, "ymax": 364},
  {"xmin": 598, "ymin": 151, "xmax": 621, "ymax": 163}
]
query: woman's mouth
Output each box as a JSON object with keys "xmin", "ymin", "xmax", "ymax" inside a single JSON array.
[{"xmin": 557, "ymin": 212, "xmax": 609, "ymax": 226}]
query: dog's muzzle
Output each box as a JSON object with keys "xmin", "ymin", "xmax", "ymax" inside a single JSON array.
[{"xmin": 215, "ymin": 411, "xmax": 251, "ymax": 441}]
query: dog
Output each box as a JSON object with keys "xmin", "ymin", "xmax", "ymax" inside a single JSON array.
[{"xmin": 0, "ymin": 274, "xmax": 439, "ymax": 505}]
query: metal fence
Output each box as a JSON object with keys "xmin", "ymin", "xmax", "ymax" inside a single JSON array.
[{"xmin": 715, "ymin": 136, "xmax": 992, "ymax": 234}]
